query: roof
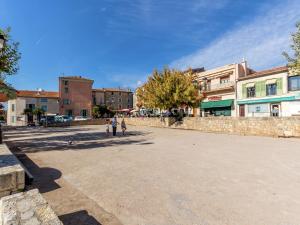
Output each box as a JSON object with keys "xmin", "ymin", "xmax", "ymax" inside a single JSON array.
[
  {"xmin": 16, "ymin": 90, "xmax": 59, "ymax": 98},
  {"xmin": 92, "ymin": 88, "xmax": 132, "ymax": 93},
  {"xmin": 0, "ymin": 93, "xmax": 8, "ymax": 102},
  {"xmin": 239, "ymin": 66, "xmax": 288, "ymax": 81},
  {"xmin": 59, "ymin": 76, "xmax": 94, "ymax": 82}
]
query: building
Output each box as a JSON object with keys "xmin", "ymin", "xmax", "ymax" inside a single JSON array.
[
  {"xmin": 194, "ymin": 61, "xmax": 253, "ymax": 117},
  {"xmin": 92, "ymin": 88, "xmax": 133, "ymax": 110},
  {"xmin": 59, "ymin": 76, "xmax": 94, "ymax": 117},
  {"xmin": 7, "ymin": 90, "xmax": 59, "ymax": 126},
  {"xmin": 237, "ymin": 66, "xmax": 300, "ymax": 117}
]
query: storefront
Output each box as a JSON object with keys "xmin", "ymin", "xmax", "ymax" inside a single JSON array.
[{"xmin": 200, "ymin": 99, "xmax": 234, "ymax": 116}]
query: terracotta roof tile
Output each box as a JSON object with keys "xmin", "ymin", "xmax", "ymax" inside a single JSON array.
[
  {"xmin": 239, "ymin": 66, "xmax": 288, "ymax": 81},
  {"xmin": 17, "ymin": 90, "xmax": 59, "ymax": 98},
  {"xmin": 93, "ymin": 88, "xmax": 132, "ymax": 93}
]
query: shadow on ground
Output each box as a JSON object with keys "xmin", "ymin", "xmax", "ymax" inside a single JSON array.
[
  {"xmin": 59, "ymin": 210, "xmax": 102, "ymax": 225},
  {"xmin": 6, "ymin": 129, "xmax": 153, "ymax": 153}
]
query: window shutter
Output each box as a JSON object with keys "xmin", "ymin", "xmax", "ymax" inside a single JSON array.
[
  {"xmin": 255, "ymin": 82, "xmax": 261, "ymax": 97},
  {"xmin": 261, "ymin": 81, "xmax": 266, "ymax": 97},
  {"xmin": 242, "ymin": 84, "xmax": 246, "ymax": 98},
  {"xmin": 277, "ymin": 78, "xmax": 283, "ymax": 95}
]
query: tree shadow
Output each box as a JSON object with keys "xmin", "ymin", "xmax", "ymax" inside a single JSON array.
[
  {"xmin": 6, "ymin": 130, "xmax": 153, "ymax": 153},
  {"xmin": 59, "ymin": 210, "xmax": 102, "ymax": 225},
  {"xmin": 4, "ymin": 126, "xmax": 92, "ymax": 139}
]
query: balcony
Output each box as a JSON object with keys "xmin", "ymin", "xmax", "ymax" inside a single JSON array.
[{"xmin": 200, "ymin": 81, "xmax": 235, "ymax": 93}]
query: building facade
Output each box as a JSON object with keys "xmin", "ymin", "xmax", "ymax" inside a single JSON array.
[
  {"xmin": 237, "ymin": 66, "xmax": 300, "ymax": 117},
  {"xmin": 59, "ymin": 76, "xmax": 94, "ymax": 117},
  {"xmin": 92, "ymin": 88, "xmax": 133, "ymax": 110},
  {"xmin": 194, "ymin": 61, "xmax": 252, "ymax": 117},
  {"xmin": 7, "ymin": 90, "xmax": 59, "ymax": 126}
]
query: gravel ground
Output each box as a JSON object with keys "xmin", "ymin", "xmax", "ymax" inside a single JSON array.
[{"xmin": 5, "ymin": 125, "xmax": 300, "ymax": 225}]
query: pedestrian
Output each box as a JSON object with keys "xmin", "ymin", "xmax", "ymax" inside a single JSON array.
[
  {"xmin": 111, "ymin": 116, "xmax": 118, "ymax": 136},
  {"xmin": 121, "ymin": 118, "xmax": 127, "ymax": 135},
  {"xmin": 105, "ymin": 119, "xmax": 110, "ymax": 136}
]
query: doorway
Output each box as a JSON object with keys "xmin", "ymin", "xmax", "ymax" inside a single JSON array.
[
  {"xmin": 271, "ymin": 104, "xmax": 280, "ymax": 117},
  {"xmin": 239, "ymin": 105, "xmax": 245, "ymax": 117}
]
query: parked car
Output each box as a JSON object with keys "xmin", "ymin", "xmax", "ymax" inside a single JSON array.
[
  {"xmin": 55, "ymin": 115, "xmax": 73, "ymax": 123},
  {"xmin": 74, "ymin": 116, "xmax": 90, "ymax": 121},
  {"xmin": 39, "ymin": 115, "xmax": 56, "ymax": 126}
]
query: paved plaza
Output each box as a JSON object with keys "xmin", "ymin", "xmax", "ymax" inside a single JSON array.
[{"xmin": 5, "ymin": 125, "xmax": 300, "ymax": 225}]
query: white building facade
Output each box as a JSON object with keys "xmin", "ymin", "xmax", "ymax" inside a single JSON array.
[
  {"xmin": 7, "ymin": 90, "xmax": 59, "ymax": 126},
  {"xmin": 237, "ymin": 66, "xmax": 300, "ymax": 117}
]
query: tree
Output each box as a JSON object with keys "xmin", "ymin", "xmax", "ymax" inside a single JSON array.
[
  {"xmin": 137, "ymin": 68, "xmax": 201, "ymax": 111},
  {"xmin": 0, "ymin": 27, "xmax": 21, "ymax": 98},
  {"xmin": 33, "ymin": 107, "xmax": 45, "ymax": 122},
  {"xmin": 92, "ymin": 105, "xmax": 112, "ymax": 118},
  {"xmin": 283, "ymin": 22, "xmax": 300, "ymax": 74}
]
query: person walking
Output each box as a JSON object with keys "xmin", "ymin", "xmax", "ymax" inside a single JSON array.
[
  {"xmin": 121, "ymin": 118, "xmax": 127, "ymax": 135},
  {"xmin": 111, "ymin": 116, "xmax": 118, "ymax": 136}
]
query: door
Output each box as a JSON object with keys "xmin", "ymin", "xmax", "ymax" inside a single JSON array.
[
  {"xmin": 271, "ymin": 104, "xmax": 280, "ymax": 117},
  {"xmin": 239, "ymin": 105, "xmax": 245, "ymax": 117}
]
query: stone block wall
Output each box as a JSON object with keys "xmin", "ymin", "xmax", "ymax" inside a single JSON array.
[
  {"xmin": 124, "ymin": 117, "xmax": 300, "ymax": 137},
  {"xmin": 70, "ymin": 118, "xmax": 108, "ymax": 126},
  {"xmin": 0, "ymin": 144, "xmax": 25, "ymax": 198},
  {"xmin": 0, "ymin": 189, "xmax": 62, "ymax": 225},
  {"xmin": 175, "ymin": 117, "xmax": 300, "ymax": 137},
  {"xmin": 124, "ymin": 117, "xmax": 176, "ymax": 128}
]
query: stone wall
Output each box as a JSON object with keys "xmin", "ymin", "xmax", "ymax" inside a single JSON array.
[
  {"xmin": 70, "ymin": 119, "xmax": 108, "ymax": 126},
  {"xmin": 125, "ymin": 117, "xmax": 300, "ymax": 137},
  {"xmin": 124, "ymin": 117, "xmax": 176, "ymax": 128},
  {"xmin": 0, "ymin": 189, "xmax": 62, "ymax": 225},
  {"xmin": 0, "ymin": 144, "xmax": 25, "ymax": 198}
]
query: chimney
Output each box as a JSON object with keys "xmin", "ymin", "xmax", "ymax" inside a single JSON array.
[{"xmin": 241, "ymin": 58, "xmax": 248, "ymax": 76}]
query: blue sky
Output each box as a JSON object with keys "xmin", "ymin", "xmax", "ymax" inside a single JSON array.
[{"xmin": 1, "ymin": 0, "xmax": 299, "ymax": 91}]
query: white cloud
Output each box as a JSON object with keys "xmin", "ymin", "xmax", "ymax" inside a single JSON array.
[{"xmin": 171, "ymin": 0, "xmax": 300, "ymax": 71}]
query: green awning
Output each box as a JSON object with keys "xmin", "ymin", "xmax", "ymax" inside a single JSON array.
[{"xmin": 200, "ymin": 99, "xmax": 233, "ymax": 109}]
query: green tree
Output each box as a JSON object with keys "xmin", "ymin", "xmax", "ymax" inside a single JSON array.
[
  {"xmin": 0, "ymin": 27, "xmax": 21, "ymax": 98},
  {"xmin": 283, "ymin": 22, "xmax": 300, "ymax": 74},
  {"xmin": 137, "ymin": 68, "xmax": 201, "ymax": 111},
  {"xmin": 92, "ymin": 105, "xmax": 112, "ymax": 118},
  {"xmin": 33, "ymin": 107, "xmax": 45, "ymax": 122}
]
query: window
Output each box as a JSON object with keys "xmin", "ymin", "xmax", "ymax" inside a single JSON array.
[
  {"xmin": 40, "ymin": 98, "xmax": 48, "ymax": 103},
  {"xmin": 64, "ymin": 87, "xmax": 69, "ymax": 94},
  {"xmin": 288, "ymin": 75, "xmax": 300, "ymax": 91},
  {"xmin": 64, "ymin": 80, "xmax": 68, "ymax": 85},
  {"xmin": 11, "ymin": 104, "xmax": 15, "ymax": 112},
  {"xmin": 81, "ymin": 109, "xmax": 87, "ymax": 117},
  {"xmin": 63, "ymin": 99, "xmax": 70, "ymax": 105},
  {"xmin": 41, "ymin": 105, "xmax": 48, "ymax": 112},
  {"xmin": 11, "ymin": 116, "xmax": 15, "ymax": 123},
  {"xmin": 27, "ymin": 104, "xmax": 35, "ymax": 110},
  {"xmin": 66, "ymin": 110, "xmax": 73, "ymax": 116},
  {"xmin": 266, "ymin": 83, "xmax": 277, "ymax": 96},
  {"xmin": 119, "ymin": 98, "xmax": 122, "ymax": 102},
  {"xmin": 247, "ymin": 86, "xmax": 256, "ymax": 98},
  {"xmin": 220, "ymin": 76, "xmax": 230, "ymax": 84},
  {"xmin": 119, "ymin": 92, "xmax": 122, "ymax": 96},
  {"xmin": 111, "ymin": 92, "xmax": 114, "ymax": 95}
]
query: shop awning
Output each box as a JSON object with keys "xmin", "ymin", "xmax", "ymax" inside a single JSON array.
[{"xmin": 200, "ymin": 99, "xmax": 233, "ymax": 109}]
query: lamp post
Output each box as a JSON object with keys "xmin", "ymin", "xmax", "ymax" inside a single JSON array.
[{"xmin": 0, "ymin": 32, "xmax": 6, "ymax": 144}]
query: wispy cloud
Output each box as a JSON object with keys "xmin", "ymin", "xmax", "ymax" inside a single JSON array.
[
  {"xmin": 171, "ymin": 0, "xmax": 300, "ymax": 70},
  {"xmin": 105, "ymin": 72, "xmax": 149, "ymax": 90}
]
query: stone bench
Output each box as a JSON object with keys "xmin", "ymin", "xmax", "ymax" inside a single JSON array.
[
  {"xmin": 0, "ymin": 189, "xmax": 62, "ymax": 225},
  {"xmin": 0, "ymin": 144, "xmax": 25, "ymax": 198}
]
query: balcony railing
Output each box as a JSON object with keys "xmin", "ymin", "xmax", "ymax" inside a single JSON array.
[{"xmin": 200, "ymin": 81, "xmax": 235, "ymax": 92}]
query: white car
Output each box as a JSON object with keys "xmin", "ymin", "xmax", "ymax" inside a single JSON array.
[{"xmin": 74, "ymin": 116, "xmax": 90, "ymax": 121}]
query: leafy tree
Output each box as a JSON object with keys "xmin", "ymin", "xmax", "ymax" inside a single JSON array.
[
  {"xmin": 92, "ymin": 105, "xmax": 112, "ymax": 118},
  {"xmin": 283, "ymin": 22, "xmax": 300, "ymax": 74},
  {"xmin": 0, "ymin": 27, "xmax": 21, "ymax": 98},
  {"xmin": 33, "ymin": 107, "xmax": 45, "ymax": 122},
  {"xmin": 137, "ymin": 68, "xmax": 201, "ymax": 111}
]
